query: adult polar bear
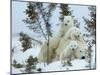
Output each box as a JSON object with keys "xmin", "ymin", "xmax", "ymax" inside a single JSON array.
[
  {"xmin": 56, "ymin": 27, "xmax": 87, "ymax": 60},
  {"xmin": 38, "ymin": 16, "xmax": 74, "ymax": 64}
]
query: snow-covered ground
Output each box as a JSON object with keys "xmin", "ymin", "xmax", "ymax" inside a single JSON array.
[
  {"xmin": 37, "ymin": 59, "xmax": 89, "ymax": 72},
  {"xmin": 11, "ymin": 1, "xmax": 96, "ymax": 74},
  {"xmin": 11, "ymin": 34, "xmax": 95, "ymax": 74},
  {"xmin": 12, "ymin": 59, "xmax": 90, "ymax": 74}
]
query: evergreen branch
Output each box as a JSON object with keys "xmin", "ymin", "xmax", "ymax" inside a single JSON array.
[{"xmin": 36, "ymin": 18, "xmax": 47, "ymax": 40}]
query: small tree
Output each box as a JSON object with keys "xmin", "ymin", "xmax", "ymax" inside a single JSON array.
[
  {"xmin": 25, "ymin": 56, "xmax": 38, "ymax": 73},
  {"xmin": 83, "ymin": 6, "xmax": 96, "ymax": 69},
  {"xmin": 23, "ymin": 2, "xmax": 56, "ymax": 64}
]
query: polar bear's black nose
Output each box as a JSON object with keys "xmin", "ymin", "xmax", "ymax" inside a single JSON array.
[
  {"xmin": 81, "ymin": 56, "xmax": 85, "ymax": 59},
  {"xmin": 72, "ymin": 48, "xmax": 74, "ymax": 50},
  {"xmin": 77, "ymin": 35, "xmax": 80, "ymax": 37},
  {"xmin": 65, "ymin": 24, "xmax": 67, "ymax": 26}
]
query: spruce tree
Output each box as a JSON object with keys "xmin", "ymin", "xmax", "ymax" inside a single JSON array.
[{"xmin": 83, "ymin": 6, "xmax": 96, "ymax": 69}]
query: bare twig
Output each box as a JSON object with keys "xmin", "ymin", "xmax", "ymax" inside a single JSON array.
[
  {"xmin": 31, "ymin": 37, "xmax": 42, "ymax": 45},
  {"xmin": 36, "ymin": 18, "xmax": 47, "ymax": 40}
]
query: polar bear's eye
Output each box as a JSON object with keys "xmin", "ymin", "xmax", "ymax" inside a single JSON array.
[{"xmin": 71, "ymin": 45, "xmax": 73, "ymax": 47}]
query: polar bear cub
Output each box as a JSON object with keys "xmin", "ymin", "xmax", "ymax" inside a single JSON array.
[
  {"xmin": 60, "ymin": 41, "xmax": 78, "ymax": 66},
  {"xmin": 63, "ymin": 27, "xmax": 83, "ymax": 41},
  {"xmin": 38, "ymin": 16, "xmax": 74, "ymax": 63},
  {"xmin": 75, "ymin": 41, "xmax": 89, "ymax": 61},
  {"xmin": 56, "ymin": 27, "xmax": 83, "ymax": 59}
]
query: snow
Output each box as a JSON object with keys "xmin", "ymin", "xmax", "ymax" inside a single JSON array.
[
  {"xmin": 91, "ymin": 44, "xmax": 96, "ymax": 69},
  {"xmin": 12, "ymin": 67, "xmax": 24, "ymax": 74},
  {"xmin": 12, "ymin": 47, "xmax": 40, "ymax": 63},
  {"xmin": 36, "ymin": 59, "xmax": 89, "ymax": 72}
]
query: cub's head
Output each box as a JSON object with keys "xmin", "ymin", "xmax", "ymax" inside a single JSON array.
[
  {"xmin": 63, "ymin": 16, "xmax": 74, "ymax": 27},
  {"xmin": 69, "ymin": 41, "xmax": 78, "ymax": 51},
  {"xmin": 75, "ymin": 46, "xmax": 88, "ymax": 60},
  {"xmin": 73, "ymin": 28, "xmax": 83, "ymax": 40}
]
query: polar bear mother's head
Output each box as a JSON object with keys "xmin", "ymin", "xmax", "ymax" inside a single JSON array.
[
  {"xmin": 59, "ymin": 16, "xmax": 74, "ymax": 37},
  {"xmin": 63, "ymin": 16, "xmax": 74, "ymax": 27}
]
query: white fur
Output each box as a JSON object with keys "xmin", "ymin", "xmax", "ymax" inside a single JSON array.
[
  {"xmin": 38, "ymin": 16, "xmax": 74, "ymax": 63},
  {"xmin": 75, "ymin": 41, "xmax": 89, "ymax": 60},
  {"xmin": 60, "ymin": 41, "xmax": 78, "ymax": 66},
  {"xmin": 57, "ymin": 16, "xmax": 74, "ymax": 37},
  {"xmin": 56, "ymin": 27, "xmax": 84, "ymax": 59},
  {"xmin": 38, "ymin": 36, "xmax": 61, "ymax": 63}
]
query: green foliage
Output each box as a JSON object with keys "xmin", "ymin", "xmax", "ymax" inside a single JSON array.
[
  {"xmin": 12, "ymin": 60, "xmax": 23, "ymax": 68},
  {"xmin": 60, "ymin": 4, "xmax": 72, "ymax": 21},
  {"xmin": 83, "ymin": 6, "xmax": 96, "ymax": 69},
  {"xmin": 83, "ymin": 6, "xmax": 96, "ymax": 44},
  {"xmin": 25, "ymin": 56, "xmax": 38, "ymax": 73},
  {"xmin": 13, "ymin": 63, "xmax": 23, "ymax": 68},
  {"xmin": 60, "ymin": 4, "xmax": 71, "ymax": 16},
  {"xmin": 12, "ymin": 56, "xmax": 39, "ymax": 72},
  {"xmin": 19, "ymin": 32, "xmax": 32, "ymax": 52},
  {"xmin": 26, "ymin": 56, "xmax": 38, "ymax": 65},
  {"xmin": 25, "ymin": 2, "xmax": 38, "ymax": 21}
]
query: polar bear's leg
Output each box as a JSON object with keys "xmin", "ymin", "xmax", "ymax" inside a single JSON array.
[
  {"xmin": 62, "ymin": 60, "xmax": 66, "ymax": 67},
  {"xmin": 66, "ymin": 58, "xmax": 72, "ymax": 66},
  {"xmin": 60, "ymin": 52, "xmax": 65, "ymax": 66},
  {"xmin": 38, "ymin": 42, "xmax": 48, "ymax": 63},
  {"xmin": 61, "ymin": 58, "xmax": 72, "ymax": 66}
]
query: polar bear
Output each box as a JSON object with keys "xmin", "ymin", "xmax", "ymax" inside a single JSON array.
[
  {"xmin": 38, "ymin": 37, "xmax": 60, "ymax": 63},
  {"xmin": 74, "ymin": 41, "xmax": 89, "ymax": 61},
  {"xmin": 38, "ymin": 16, "xmax": 74, "ymax": 63},
  {"xmin": 63, "ymin": 27, "xmax": 84, "ymax": 41},
  {"xmin": 56, "ymin": 27, "xmax": 84, "ymax": 59},
  {"xmin": 60, "ymin": 41, "xmax": 78, "ymax": 66},
  {"xmin": 57, "ymin": 16, "xmax": 74, "ymax": 37}
]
